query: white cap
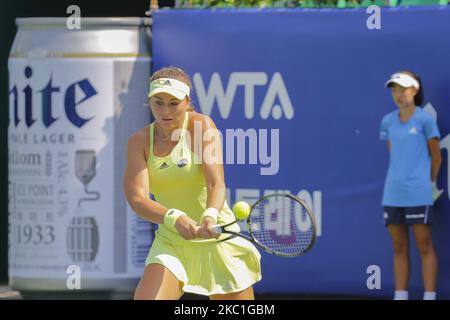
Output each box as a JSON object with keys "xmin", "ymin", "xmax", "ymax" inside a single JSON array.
[
  {"xmin": 148, "ymin": 78, "xmax": 190, "ymax": 100},
  {"xmin": 385, "ymin": 73, "xmax": 420, "ymax": 89}
]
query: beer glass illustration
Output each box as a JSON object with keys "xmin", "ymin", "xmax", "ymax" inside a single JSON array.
[{"xmin": 75, "ymin": 150, "xmax": 100, "ymax": 209}]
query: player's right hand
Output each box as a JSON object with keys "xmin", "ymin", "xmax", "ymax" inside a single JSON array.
[
  {"xmin": 174, "ymin": 215, "xmax": 200, "ymax": 240},
  {"xmin": 196, "ymin": 216, "xmax": 220, "ymax": 239}
]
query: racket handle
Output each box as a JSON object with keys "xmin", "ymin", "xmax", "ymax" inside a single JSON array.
[{"xmin": 211, "ymin": 224, "xmax": 222, "ymax": 234}]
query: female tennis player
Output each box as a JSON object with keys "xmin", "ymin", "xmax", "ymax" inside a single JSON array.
[
  {"xmin": 380, "ymin": 71, "xmax": 442, "ymax": 300},
  {"xmin": 123, "ymin": 67, "xmax": 261, "ymax": 300}
]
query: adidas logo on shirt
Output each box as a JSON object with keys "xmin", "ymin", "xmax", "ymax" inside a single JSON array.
[
  {"xmin": 408, "ymin": 127, "xmax": 418, "ymax": 134},
  {"xmin": 159, "ymin": 162, "xmax": 169, "ymax": 170}
]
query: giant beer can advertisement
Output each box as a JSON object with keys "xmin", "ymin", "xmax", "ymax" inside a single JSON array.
[{"xmin": 8, "ymin": 18, "xmax": 152, "ymax": 291}]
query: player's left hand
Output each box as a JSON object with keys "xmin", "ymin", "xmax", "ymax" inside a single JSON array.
[
  {"xmin": 432, "ymin": 181, "xmax": 444, "ymax": 202},
  {"xmin": 196, "ymin": 216, "xmax": 219, "ymax": 239}
]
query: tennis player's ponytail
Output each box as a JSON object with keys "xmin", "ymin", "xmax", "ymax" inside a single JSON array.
[
  {"xmin": 401, "ymin": 70, "xmax": 424, "ymax": 106},
  {"xmin": 150, "ymin": 66, "xmax": 196, "ymax": 111}
]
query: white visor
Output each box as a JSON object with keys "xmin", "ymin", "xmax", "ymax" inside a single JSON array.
[
  {"xmin": 148, "ymin": 78, "xmax": 190, "ymax": 100},
  {"xmin": 385, "ymin": 73, "xmax": 420, "ymax": 89}
]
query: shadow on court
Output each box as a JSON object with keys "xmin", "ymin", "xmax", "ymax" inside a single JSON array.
[
  {"xmin": 181, "ymin": 293, "xmax": 381, "ymax": 300},
  {"xmin": 1, "ymin": 283, "xmax": 381, "ymax": 300}
]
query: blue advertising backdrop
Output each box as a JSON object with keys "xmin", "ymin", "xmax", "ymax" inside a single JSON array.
[{"xmin": 152, "ymin": 7, "xmax": 450, "ymax": 298}]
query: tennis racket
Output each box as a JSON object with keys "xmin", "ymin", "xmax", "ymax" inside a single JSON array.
[{"xmin": 212, "ymin": 193, "xmax": 316, "ymax": 257}]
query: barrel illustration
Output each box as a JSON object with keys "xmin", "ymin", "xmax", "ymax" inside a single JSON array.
[{"xmin": 66, "ymin": 216, "xmax": 99, "ymax": 262}]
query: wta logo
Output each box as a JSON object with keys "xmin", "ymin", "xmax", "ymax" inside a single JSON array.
[
  {"xmin": 193, "ymin": 72, "xmax": 294, "ymax": 120},
  {"xmin": 9, "ymin": 66, "xmax": 97, "ymax": 128}
]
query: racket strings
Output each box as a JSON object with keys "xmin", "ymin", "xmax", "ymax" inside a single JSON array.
[{"xmin": 249, "ymin": 195, "xmax": 315, "ymax": 256}]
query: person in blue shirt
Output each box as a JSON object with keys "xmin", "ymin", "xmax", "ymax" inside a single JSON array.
[{"xmin": 380, "ymin": 71, "xmax": 442, "ymax": 300}]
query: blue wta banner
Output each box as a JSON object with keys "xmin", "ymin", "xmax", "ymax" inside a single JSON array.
[{"xmin": 152, "ymin": 7, "xmax": 450, "ymax": 299}]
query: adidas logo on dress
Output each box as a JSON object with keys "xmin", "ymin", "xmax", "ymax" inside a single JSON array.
[{"xmin": 159, "ymin": 162, "xmax": 169, "ymax": 169}]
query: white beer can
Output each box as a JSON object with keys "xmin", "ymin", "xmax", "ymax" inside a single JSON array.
[{"xmin": 8, "ymin": 17, "xmax": 153, "ymax": 295}]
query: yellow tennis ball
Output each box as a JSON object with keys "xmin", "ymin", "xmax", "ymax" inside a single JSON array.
[{"xmin": 232, "ymin": 201, "xmax": 251, "ymax": 220}]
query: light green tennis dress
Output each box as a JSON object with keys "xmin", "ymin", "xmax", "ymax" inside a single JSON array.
[{"xmin": 145, "ymin": 112, "xmax": 262, "ymax": 296}]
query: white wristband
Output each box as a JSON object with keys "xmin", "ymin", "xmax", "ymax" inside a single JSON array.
[
  {"xmin": 432, "ymin": 181, "xmax": 443, "ymax": 202},
  {"xmin": 201, "ymin": 207, "xmax": 219, "ymax": 223},
  {"xmin": 164, "ymin": 209, "xmax": 187, "ymax": 233}
]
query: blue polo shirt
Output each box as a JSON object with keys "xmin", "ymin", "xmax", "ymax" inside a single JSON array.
[{"xmin": 380, "ymin": 107, "xmax": 440, "ymax": 207}]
